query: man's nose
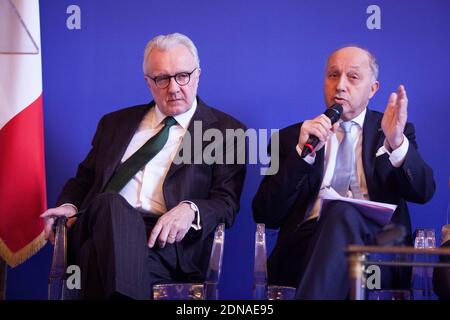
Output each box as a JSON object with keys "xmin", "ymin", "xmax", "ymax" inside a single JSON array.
[
  {"xmin": 336, "ymin": 75, "xmax": 347, "ymax": 92},
  {"xmin": 167, "ymin": 77, "xmax": 180, "ymax": 93}
]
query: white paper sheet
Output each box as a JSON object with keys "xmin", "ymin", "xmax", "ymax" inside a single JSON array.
[{"xmin": 319, "ymin": 187, "xmax": 397, "ymax": 226}]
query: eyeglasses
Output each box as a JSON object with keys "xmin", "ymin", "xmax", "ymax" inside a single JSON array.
[{"xmin": 147, "ymin": 68, "xmax": 198, "ymax": 89}]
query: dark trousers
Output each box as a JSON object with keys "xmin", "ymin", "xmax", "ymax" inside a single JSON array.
[
  {"xmin": 68, "ymin": 193, "xmax": 184, "ymax": 299},
  {"xmin": 268, "ymin": 201, "xmax": 408, "ymax": 299}
]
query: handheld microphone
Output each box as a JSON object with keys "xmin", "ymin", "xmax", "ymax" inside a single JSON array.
[{"xmin": 300, "ymin": 104, "xmax": 343, "ymax": 158}]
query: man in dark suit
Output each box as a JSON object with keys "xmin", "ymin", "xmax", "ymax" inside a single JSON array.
[
  {"xmin": 253, "ymin": 46, "xmax": 435, "ymax": 299},
  {"xmin": 41, "ymin": 33, "xmax": 246, "ymax": 299}
]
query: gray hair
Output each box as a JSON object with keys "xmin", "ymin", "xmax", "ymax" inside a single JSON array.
[
  {"xmin": 143, "ymin": 33, "xmax": 200, "ymax": 73},
  {"xmin": 329, "ymin": 45, "xmax": 379, "ymax": 81}
]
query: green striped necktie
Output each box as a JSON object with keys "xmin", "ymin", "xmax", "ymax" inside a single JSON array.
[{"xmin": 105, "ymin": 116, "xmax": 177, "ymax": 192}]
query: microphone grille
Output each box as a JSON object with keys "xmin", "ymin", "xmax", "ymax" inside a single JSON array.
[{"xmin": 325, "ymin": 104, "xmax": 343, "ymax": 123}]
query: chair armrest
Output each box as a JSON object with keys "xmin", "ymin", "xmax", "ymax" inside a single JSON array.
[
  {"xmin": 253, "ymin": 223, "xmax": 268, "ymax": 299},
  {"xmin": 204, "ymin": 223, "xmax": 225, "ymax": 300}
]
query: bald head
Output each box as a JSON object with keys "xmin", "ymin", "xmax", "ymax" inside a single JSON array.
[
  {"xmin": 327, "ymin": 46, "xmax": 378, "ymax": 81},
  {"xmin": 324, "ymin": 46, "xmax": 380, "ymax": 120}
]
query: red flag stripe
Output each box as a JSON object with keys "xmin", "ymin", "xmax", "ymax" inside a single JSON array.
[{"xmin": 0, "ymin": 94, "xmax": 47, "ymax": 266}]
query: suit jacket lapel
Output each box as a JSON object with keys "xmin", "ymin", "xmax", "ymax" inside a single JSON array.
[
  {"xmin": 362, "ymin": 108, "xmax": 383, "ymax": 196},
  {"xmin": 102, "ymin": 103, "xmax": 152, "ymax": 188},
  {"xmin": 165, "ymin": 96, "xmax": 218, "ymax": 181}
]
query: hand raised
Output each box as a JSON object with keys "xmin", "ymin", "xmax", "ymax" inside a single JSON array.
[{"xmin": 381, "ymin": 85, "xmax": 408, "ymax": 150}]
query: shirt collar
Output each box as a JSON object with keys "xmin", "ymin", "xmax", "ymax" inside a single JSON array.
[
  {"xmin": 154, "ymin": 98, "xmax": 198, "ymax": 130},
  {"xmin": 341, "ymin": 107, "xmax": 366, "ymax": 129}
]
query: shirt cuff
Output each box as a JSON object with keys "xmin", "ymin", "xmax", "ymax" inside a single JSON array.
[
  {"xmin": 296, "ymin": 144, "xmax": 316, "ymax": 165},
  {"xmin": 60, "ymin": 203, "xmax": 78, "ymax": 214},
  {"xmin": 181, "ymin": 200, "xmax": 201, "ymax": 231},
  {"xmin": 375, "ymin": 135, "xmax": 409, "ymax": 168}
]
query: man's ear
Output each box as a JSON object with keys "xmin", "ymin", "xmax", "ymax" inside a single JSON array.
[{"xmin": 369, "ymin": 80, "xmax": 380, "ymax": 99}]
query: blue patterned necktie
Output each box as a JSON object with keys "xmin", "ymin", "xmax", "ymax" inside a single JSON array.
[{"xmin": 331, "ymin": 121, "xmax": 355, "ymax": 197}]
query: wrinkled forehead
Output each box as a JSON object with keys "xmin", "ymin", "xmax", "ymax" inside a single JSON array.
[
  {"xmin": 145, "ymin": 45, "xmax": 197, "ymax": 72},
  {"xmin": 326, "ymin": 47, "xmax": 371, "ymax": 71}
]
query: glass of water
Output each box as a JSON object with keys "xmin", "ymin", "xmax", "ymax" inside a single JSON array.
[
  {"xmin": 424, "ymin": 229, "xmax": 436, "ymax": 249},
  {"xmin": 414, "ymin": 229, "xmax": 425, "ymax": 249},
  {"xmin": 411, "ymin": 228, "xmax": 436, "ymax": 299}
]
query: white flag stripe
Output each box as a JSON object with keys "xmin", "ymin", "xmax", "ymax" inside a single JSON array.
[{"xmin": 0, "ymin": 0, "xmax": 42, "ymax": 130}]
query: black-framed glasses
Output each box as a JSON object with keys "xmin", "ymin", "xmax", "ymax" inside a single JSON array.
[{"xmin": 147, "ymin": 68, "xmax": 198, "ymax": 89}]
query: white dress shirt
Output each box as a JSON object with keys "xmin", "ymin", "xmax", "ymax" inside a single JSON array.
[
  {"xmin": 296, "ymin": 108, "xmax": 409, "ymax": 220},
  {"xmin": 117, "ymin": 99, "xmax": 200, "ymax": 228}
]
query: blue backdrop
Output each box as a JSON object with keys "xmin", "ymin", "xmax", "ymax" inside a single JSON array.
[{"xmin": 6, "ymin": 0, "xmax": 450, "ymax": 299}]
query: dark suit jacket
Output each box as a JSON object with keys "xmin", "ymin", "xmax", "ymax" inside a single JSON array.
[
  {"xmin": 57, "ymin": 96, "xmax": 246, "ymax": 277},
  {"xmin": 253, "ymin": 108, "xmax": 435, "ymax": 267}
]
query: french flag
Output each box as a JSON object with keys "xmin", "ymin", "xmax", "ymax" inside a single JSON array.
[{"xmin": 0, "ymin": 0, "xmax": 47, "ymax": 267}]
